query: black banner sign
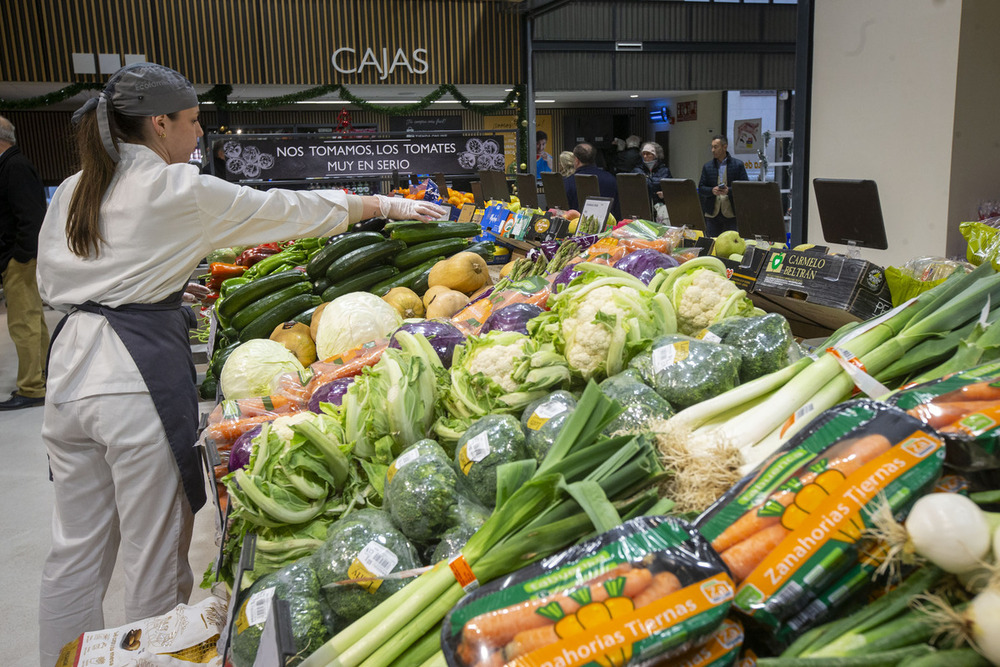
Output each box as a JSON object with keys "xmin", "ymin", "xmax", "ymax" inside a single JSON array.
[{"xmin": 216, "ymin": 135, "xmax": 505, "ymax": 181}]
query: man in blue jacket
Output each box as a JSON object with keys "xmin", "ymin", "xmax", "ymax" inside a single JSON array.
[
  {"xmin": 564, "ymin": 142, "xmax": 620, "ymax": 218},
  {"xmin": 698, "ymin": 134, "xmax": 748, "ymax": 236}
]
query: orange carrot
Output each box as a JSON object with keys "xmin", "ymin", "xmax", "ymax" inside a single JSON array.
[
  {"xmin": 207, "ymin": 394, "xmax": 299, "ymax": 424},
  {"xmin": 941, "ymin": 381, "xmax": 1000, "ymax": 402},
  {"xmin": 721, "ymin": 523, "xmax": 790, "ymax": 582},
  {"xmin": 203, "ymin": 413, "xmax": 288, "ymax": 447},
  {"xmin": 710, "ymin": 434, "xmax": 892, "ymax": 552},
  {"xmin": 460, "ymin": 563, "xmax": 636, "ymax": 650},
  {"xmin": 455, "ymin": 640, "xmax": 504, "ymax": 667},
  {"xmin": 504, "ymin": 625, "xmax": 560, "ymax": 661},
  {"xmin": 909, "ymin": 400, "xmax": 999, "ymax": 429},
  {"xmin": 632, "ymin": 571, "xmax": 682, "ymax": 609}
]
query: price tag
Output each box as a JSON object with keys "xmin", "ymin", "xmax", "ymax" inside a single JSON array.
[
  {"xmin": 525, "ymin": 402, "xmax": 568, "ymax": 430},
  {"xmin": 458, "ymin": 432, "xmax": 491, "ymax": 475},
  {"xmin": 386, "ymin": 448, "xmax": 422, "ymax": 484},
  {"xmin": 652, "ymin": 341, "xmax": 690, "ymax": 373},
  {"xmin": 435, "ymin": 204, "xmax": 453, "ymax": 221},
  {"xmin": 245, "ymin": 587, "xmax": 276, "ymax": 626},
  {"xmin": 827, "ymin": 347, "xmax": 891, "ymax": 399},
  {"xmin": 780, "ymin": 402, "xmax": 815, "ymax": 438},
  {"xmin": 457, "ymin": 203, "xmax": 477, "ymax": 224},
  {"xmin": 358, "ymin": 542, "xmax": 398, "ymax": 577},
  {"xmin": 449, "ymin": 554, "xmax": 480, "ymax": 592},
  {"xmin": 701, "ymin": 331, "xmax": 722, "ymax": 343}
]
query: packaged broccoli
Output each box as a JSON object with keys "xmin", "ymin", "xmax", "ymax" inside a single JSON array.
[
  {"xmin": 704, "ymin": 313, "xmax": 796, "ymax": 382},
  {"xmin": 629, "ymin": 334, "xmax": 741, "ymax": 409},
  {"xmin": 430, "ymin": 523, "xmax": 481, "ymax": 564},
  {"xmin": 384, "ymin": 440, "xmax": 464, "ymax": 544},
  {"xmin": 310, "ymin": 508, "xmax": 421, "ymax": 624},
  {"xmin": 454, "ymin": 414, "xmax": 527, "ymax": 507},
  {"xmin": 520, "ymin": 390, "xmax": 577, "ymax": 461},
  {"xmin": 230, "ymin": 559, "xmax": 331, "ymax": 667},
  {"xmin": 599, "ymin": 369, "xmax": 674, "ymax": 434}
]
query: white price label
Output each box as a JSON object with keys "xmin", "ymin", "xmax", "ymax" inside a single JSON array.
[
  {"xmin": 465, "ymin": 432, "xmax": 492, "ymax": 462},
  {"xmin": 394, "ymin": 448, "xmax": 421, "ymax": 471},
  {"xmin": 245, "ymin": 587, "xmax": 276, "ymax": 626},
  {"xmin": 534, "ymin": 402, "xmax": 568, "ymax": 419},
  {"xmin": 652, "ymin": 341, "xmax": 690, "ymax": 373},
  {"xmin": 702, "ymin": 331, "xmax": 722, "ymax": 344},
  {"xmin": 358, "ymin": 542, "xmax": 399, "ymax": 578}
]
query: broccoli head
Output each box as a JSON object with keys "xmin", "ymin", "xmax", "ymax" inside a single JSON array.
[
  {"xmin": 230, "ymin": 559, "xmax": 331, "ymax": 667},
  {"xmin": 384, "ymin": 451, "xmax": 462, "ymax": 544},
  {"xmin": 520, "ymin": 390, "xmax": 577, "ymax": 461},
  {"xmin": 454, "ymin": 414, "xmax": 527, "ymax": 507},
  {"xmin": 705, "ymin": 313, "xmax": 795, "ymax": 382},
  {"xmin": 310, "ymin": 509, "xmax": 420, "ymax": 623},
  {"xmin": 598, "ymin": 370, "xmax": 674, "ymax": 434},
  {"xmin": 430, "ymin": 523, "xmax": 480, "ymax": 564},
  {"xmin": 629, "ymin": 334, "xmax": 741, "ymax": 409}
]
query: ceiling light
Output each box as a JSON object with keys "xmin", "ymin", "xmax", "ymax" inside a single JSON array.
[
  {"xmin": 504, "ymin": 88, "xmax": 513, "ymax": 92},
  {"xmin": 630, "ymin": 94, "xmax": 639, "ymax": 98},
  {"xmin": 534, "ymin": 99, "xmax": 555, "ymax": 103},
  {"xmin": 433, "ymin": 100, "xmax": 504, "ymax": 104}
]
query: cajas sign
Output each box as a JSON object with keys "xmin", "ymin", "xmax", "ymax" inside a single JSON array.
[{"xmin": 332, "ymin": 47, "xmax": 429, "ymax": 80}]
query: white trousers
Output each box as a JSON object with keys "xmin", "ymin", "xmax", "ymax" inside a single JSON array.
[{"xmin": 38, "ymin": 392, "xmax": 194, "ymax": 667}]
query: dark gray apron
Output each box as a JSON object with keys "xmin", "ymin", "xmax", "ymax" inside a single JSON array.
[{"xmin": 48, "ymin": 291, "xmax": 206, "ymax": 512}]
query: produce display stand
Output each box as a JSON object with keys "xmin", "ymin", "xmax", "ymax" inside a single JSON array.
[{"xmin": 659, "ymin": 178, "xmax": 707, "ymax": 232}]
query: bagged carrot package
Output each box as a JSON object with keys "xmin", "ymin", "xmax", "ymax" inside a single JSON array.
[
  {"xmin": 441, "ymin": 516, "xmax": 734, "ymax": 667},
  {"xmin": 695, "ymin": 399, "xmax": 944, "ymax": 630},
  {"xmin": 888, "ymin": 358, "xmax": 1000, "ymax": 476},
  {"xmin": 667, "ymin": 617, "xmax": 744, "ymax": 667}
]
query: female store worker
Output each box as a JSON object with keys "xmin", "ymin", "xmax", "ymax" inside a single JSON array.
[{"xmin": 35, "ymin": 62, "xmax": 444, "ymax": 664}]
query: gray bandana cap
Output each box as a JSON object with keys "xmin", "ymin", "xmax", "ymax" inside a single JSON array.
[{"xmin": 72, "ymin": 62, "xmax": 198, "ymax": 163}]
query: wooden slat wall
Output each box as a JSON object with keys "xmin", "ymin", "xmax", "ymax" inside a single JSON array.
[
  {"xmin": 7, "ymin": 106, "xmax": 647, "ymax": 185},
  {"xmin": 0, "ymin": 0, "xmax": 522, "ymax": 85}
]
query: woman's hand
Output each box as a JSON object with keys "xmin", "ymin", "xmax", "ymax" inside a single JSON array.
[{"xmin": 375, "ymin": 194, "xmax": 447, "ymax": 221}]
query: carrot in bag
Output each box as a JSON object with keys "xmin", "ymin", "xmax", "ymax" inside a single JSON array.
[
  {"xmin": 203, "ymin": 412, "xmax": 295, "ymax": 450},
  {"xmin": 207, "ymin": 394, "xmax": 301, "ymax": 425},
  {"xmin": 906, "ymin": 399, "xmax": 999, "ymax": 430}
]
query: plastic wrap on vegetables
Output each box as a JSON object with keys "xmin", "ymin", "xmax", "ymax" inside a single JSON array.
[
  {"xmin": 703, "ymin": 313, "xmax": 797, "ymax": 383},
  {"xmin": 454, "ymin": 414, "xmax": 527, "ymax": 508},
  {"xmin": 599, "ymin": 369, "xmax": 674, "ymax": 435},
  {"xmin": 450, "ymin": 276, "xmax": 553, "ymax": 337},
  {"xmin": 203, "ymin": 394, "xmax": 304, "ymax": 453},
  {"xmin": 694, "ymin": 399, "xmax": 944, "ymax": 630},
  {"xmin": 230, "ymin": 559, "xmax": 332, "ymax": 667},
  {"xmin": 383, "ymin": 439, "xmax": 465, "ymax": 544},
  {"xmin": 521, "ymin": 390, "xmax": 577, "ymax": 461},
  {"xmin": 629, "ymin": 335, "xmax": 740, "ymax": 410},
  {"xmin": 441, "ymin": 516, "xmax": 733, "ymax": 667},
  {"xmin": 310, "ymin": 508, "xmax": 421, "ymax": 624},
  {"xmin": 431, "ymin": 523, "xmax": 482, "ymax": 565},
  {"xmin": 668, "ymin": 618, "xmax": 745, "ymax": 667},
  {"xmin": 889, "ymin": 359, "xmax": 1000, "ymax": 486}
]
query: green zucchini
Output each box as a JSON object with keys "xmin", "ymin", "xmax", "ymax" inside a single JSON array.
[
  {"xmin": 388, "ymin": 222, "xmax": 481, "ymax": 245},
  {"xmin": 305, "ymin": 231, "xmax": 384, "ymax": 279},
  {"xmin": 238, "ymin": 294, "xmax": 322, "ymax": 342},
  {"xmin": 312, "ymin": 277, "xmax": 332, "ymax": 296},
  {"xmin": 231, "ymin": 281, "xmax": 312, "ymax": 331},
  {"xmin": 411, "ymin": 264, "xmax": 435, "ymax": 296},
  {"xmin": 321, "ymin": 265, "xmax": 400, "ymax": 302},
  {"xmin": 392, "ymin": 238, "xmax": 469, "ymax": 269},
  {"xmin": 219, "ymin": 276, "xmax": 251, "ymax": 297},
  {"xmin": 466, "ymin": 241, "xmax": 496, "ymax": 262},
  {"xmin": 369, "ymin": 257, "xmax": 444, "ymax": 296},
  {"xmin": 217, "ymin": 270, "xmax": 308, "ymax": 319},
  {"xmin": 326, "ymin": 239, "xmax": 406, "ymax": 282},
  {"xmin": 293, "ymin": 305, "xmax": 319, "ymax": 326}
]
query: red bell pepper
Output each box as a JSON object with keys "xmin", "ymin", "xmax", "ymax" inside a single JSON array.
[{"xmin": 236, "ymin": 244, "xmax": 281, "ymax": 267}]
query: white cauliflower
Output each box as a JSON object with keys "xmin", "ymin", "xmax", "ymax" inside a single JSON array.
[
  {"xmin": 465, "ymin": 336, "xmax": 529, "ymax": 392},
  {"xmin": 673, "ymin": 269, "xmax": 742, "ymax": 335},
  {"xmin": 560, "ymin": 285, "xmax": 637, "ymax": 378}
]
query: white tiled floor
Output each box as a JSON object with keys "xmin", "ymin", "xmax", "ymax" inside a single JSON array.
[{"xmin": 0, "ymin": 303, "xmax": 221, "ymax": 667}]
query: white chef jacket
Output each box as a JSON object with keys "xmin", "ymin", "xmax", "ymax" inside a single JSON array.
[{"xmin": 37, "ymin": 143, "xmax": 362, "ymax": 403}]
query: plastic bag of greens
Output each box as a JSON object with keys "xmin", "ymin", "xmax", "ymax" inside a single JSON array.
[
  {"xmin": 230, "ymin": 559, "xmax": 331, "ymax": 667},
  {"xmin": 454, "ymin": 414, "xmax": 527, "ymax": 507},
  {"xmin": 430, "ymin": 523, "xmax": 481, "ymax": 564},
  {"xmin": 629, "ymin": 334, "xmax": 740, "ymax": 409},
  {"xmin": 598, "ymin": 369, "xmax": 674, "ymax": 434},
  {"xmin": 704, "ymin": 313, "xmax": 796, "ymax": 382},
  {"xmin": 961, "ymin": 219, "xmax": 1000, "ymax": 267},
  {"xmin": 520, "ymin": 390, "xmax": 577, "ymax": 461},
  {"xmin": 384, "ymin": 440, "xmax": 464, "ymax": 544},
  {"xmin": 310, "ymin": 509, "xmax": 421, "ymax": 624}
]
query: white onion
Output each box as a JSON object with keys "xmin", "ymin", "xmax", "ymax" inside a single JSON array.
[
  {"xmin": 969, "ymin": 588, "xmax": 1000, "ymax": 665},
  {"xmin": 906, "ymin": 493, "xmax": 991, "ymax": 574}
]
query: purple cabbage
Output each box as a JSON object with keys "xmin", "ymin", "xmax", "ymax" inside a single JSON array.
[
  {"xmin": 388, "ymin": 319, "xmax": 466, "ymax": 368},
  {"xmin": 614, "ymin": 248, "xmax": 679, "ymax": 284},
  {"xmin": 552, "ymin": 264, "xmax": 583, "ymax": 291},
  {"xmin": 308, "ymin": 377, "xmax": 355, "ymax": 413},
  {"xmin": 481, "ymin": 303, "xmax": 545, "ymax": 335},
  {"xmin": 228, "ymin": 424, "xmax": 262, "ymax": 472}
]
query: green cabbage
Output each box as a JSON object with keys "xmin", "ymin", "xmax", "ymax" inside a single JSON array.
[
  {"xmin": 219, "ymin": 338, "xmax": 306, "ymax": 399},
  {"xmin": 315, "ymin": 292, "xmax": 402, "ymax": 360}
]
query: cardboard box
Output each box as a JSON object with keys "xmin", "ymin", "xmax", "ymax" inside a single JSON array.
[
  {"xmin": 751, "ymin": 250, "xmax": 893, "ymax": 338},
  {"xmin": 719, "ymin": 245, "xmax": 768, "ymax": 293}
]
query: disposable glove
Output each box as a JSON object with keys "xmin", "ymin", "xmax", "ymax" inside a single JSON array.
[{"xmin": 375, "ymin": 194, "xmax": 448, "ymax": 221}]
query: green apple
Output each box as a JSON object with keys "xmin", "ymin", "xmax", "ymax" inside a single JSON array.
[{"xmin": 712, "ymin": 230, "xmax": 746, "ymax": 258}]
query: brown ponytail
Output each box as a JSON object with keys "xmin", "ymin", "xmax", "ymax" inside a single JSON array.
[{"xmin": 65, "ymin": 109, "xmax": 154, "ymax": 258}]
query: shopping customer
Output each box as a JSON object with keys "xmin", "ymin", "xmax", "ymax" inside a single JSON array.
[
  {"xmin": 698, "ymin": 134, "xmax": 748, "ymax": 236},
  {"xmin": 563, "ymin": 142, "xmax": 620, "ymax": 218},
  {"xmin": 35, "ymin": 62, "xmax": 444, "ymax": 666},
  {"xmin": 557, "ymin": 150, "xmax": 575, "ymax": 178},
  {"xmin": 0, "ymin": 115, "xmax": 50, "ymax": 410},
  {"xmin": 631, "ymin": 141, "xmax": 672, "ymax": 206}
]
